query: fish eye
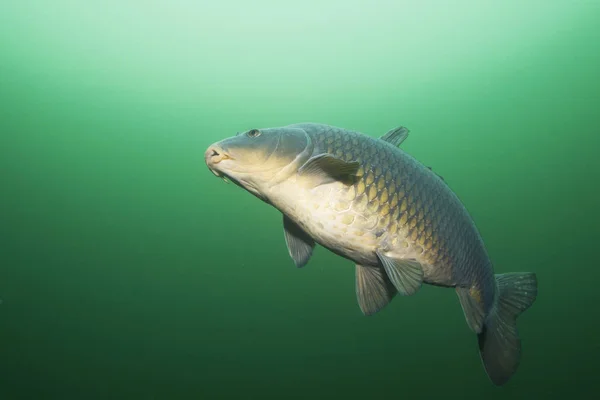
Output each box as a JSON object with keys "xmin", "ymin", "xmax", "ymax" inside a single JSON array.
[{"xmin": 246, "ymin": 129, "xmax": 261, "ymax": 138}]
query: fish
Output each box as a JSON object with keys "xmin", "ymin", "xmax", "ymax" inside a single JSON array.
[{"xmin": 204, "ymin": 123, "xmax": 538, "ymax": 386}]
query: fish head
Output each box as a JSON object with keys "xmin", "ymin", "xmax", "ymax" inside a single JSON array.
[{"xmin": 205, "ymin": 126, "xmax": 313, "ymax": 198}]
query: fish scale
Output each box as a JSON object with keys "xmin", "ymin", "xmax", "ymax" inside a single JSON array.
[{"xmin": 306, "ymin": 124, "xmax": 485, "ymax": 290}]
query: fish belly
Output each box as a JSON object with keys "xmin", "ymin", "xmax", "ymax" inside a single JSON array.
[{"xmin": 275, "ymin": 180, "xmax": 382, "ymax": 265}]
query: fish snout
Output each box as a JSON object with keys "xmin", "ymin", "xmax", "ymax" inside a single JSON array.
[
  {"xmin": 205, "ymin": 145, "xmax": 232, "ymax": 177},
  {"xmin": 205, "ymin": 145, "xmax": 228, "ymax": 165}
]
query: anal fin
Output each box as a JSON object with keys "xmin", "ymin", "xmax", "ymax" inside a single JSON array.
[
  {"xmin": 376, "ymin": 251, "xmax": 423, "ymax": 296},
  {"xmin": 355, "ymin": 264, "xmax": 397, "ymax": 316},
  {"xmin": 456, "ymin": 286, "xmax": 486, "ymax": 333}
]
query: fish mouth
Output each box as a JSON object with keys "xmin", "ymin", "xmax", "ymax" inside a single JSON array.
[
  {"xmin": 204, "ymin": 146, "xmax": 266, "ymax": 201},
  {"xmin": 205, "ymin": 145, "xmax": 233, "ymax": 179}
]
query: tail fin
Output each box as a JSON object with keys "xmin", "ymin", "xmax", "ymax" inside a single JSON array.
[{"xmin": 478, "ymin": 272, "xmax": 538, "ymax": 386}]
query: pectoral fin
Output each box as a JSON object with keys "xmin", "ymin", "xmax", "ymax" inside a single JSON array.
[
  {"xmin": 456, "ymin": 286, "xmax": 486, "ymax": 333},
  {"xmin": 376, "ymin": 251, "xmax": 424, "ymax": 296},
  {"xmin": 356, "ymin": 264, "xmax": 397, "ymax": 316},
  {"xmin": 283, "ymin": 215, "xmax": 315, "ymax": 268},
  {"xmin": 298, "ymin": 154, "xmax": 360, "ymax": 186},
  {"xmin": 380, "ymin": 126, "xmax": 409, "ymax": 147}
]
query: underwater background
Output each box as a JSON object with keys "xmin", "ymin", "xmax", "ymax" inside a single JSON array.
[{"xmin": 1, "ymin": 1, "xmax": 599, "ymax": 399}]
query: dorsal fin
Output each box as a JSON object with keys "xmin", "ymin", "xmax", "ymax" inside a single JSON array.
[{"xmin": 380, "ymin": 126, "xmax": 409, "ymax": 147}]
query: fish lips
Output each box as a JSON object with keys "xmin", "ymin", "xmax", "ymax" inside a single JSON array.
[{"xmin": 204, "ymin": 144, "xmax": 234, "ymax": 179}]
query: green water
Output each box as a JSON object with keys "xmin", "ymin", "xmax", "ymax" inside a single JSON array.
[{"xmin": 1, "ymin": 1, "xmax": 599, "ymax": 398}]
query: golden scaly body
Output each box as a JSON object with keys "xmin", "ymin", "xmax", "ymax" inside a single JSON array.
[{"xmin": 271, "ymin": 123, "xmax": 496, "ymax": 312}]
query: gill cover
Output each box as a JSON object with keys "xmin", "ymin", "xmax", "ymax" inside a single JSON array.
[
  {"xmin": 209, "ymin": 127, "xmax": 316, "ymax": 200},
  {"xmin": 216, "ymin": 127, "xmax": 313, "ymax": 176}
]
